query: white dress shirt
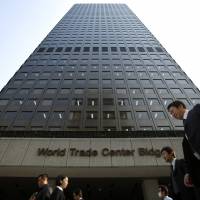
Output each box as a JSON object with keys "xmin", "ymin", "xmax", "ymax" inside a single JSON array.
[{"xmin": 164, "ymin": 196, "xmax": 173, "ymax": 200}]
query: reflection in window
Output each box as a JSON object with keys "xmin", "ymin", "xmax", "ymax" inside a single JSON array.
[
  {"xmin": 86, "ymin": 111, "xmax": 98, "ymax": 119},
  {"xmin": 103, "ymin": 111, "xmax": 115, "ymax": 119},
  {"xmin": 104, "ymin": 127, "xmax": 116, "ymax": 131},
  {"xmin": 74, "ymin": 89, "xmax": 84, "ymax": 94},
  {"xmin": 162, "ymin": 98, "xmax": 173, "ymax": 106},
  {"xmin": 191, "ymin": 98, "xmax": 200, "ymax": 105},
  {"xmin": 148, "ymin": 99, "xmax": 160, "ymax": 106},
  {"xmin": 171, "ymin": 88, "xmax": 182, "ymax": 94},
  {"xmin": 152, "ymin": 111, "xmax": 166, "ymax": 119},
  {"xmin": 69, "ymin": 111, "xmax": 81, "ymax": 120},
  {"xmin": 144, "ymin": 88, "xmax": 154, "ymax": 94},
  {"xmin": 118, "ymin": 98, "xmax": 129, "ymax": 106},
  {"xmin": 72, "ymin": 99, "xmax": 83, "ymax": 106},
  {"xmin": 136, "ymin": 111, "xmax": 149, "ymax": 119},
  {"xmin": 122, "ymin": 126, "xmax": 134, "ymax": 131},
  {"xmin": 88, "ymin": 99, "xmax": 98, "ymax": 106},
  {"xmin": 116, "ymin": 88, "xmax": 127, "ymax": 94},
  {"xmin": 120, "ymin": 111, "xmax": 132, "ymax": 120},
  {"xmin": 41, "ymin": 100, "xmax": 52, "ymax": 106},
  {"xmin": 130, "ymin": 88, "xmax": 141, "ymax": 94},
  {"xmin": 132, "ymin": 99, "xmax": 145, "ymax": 106}
]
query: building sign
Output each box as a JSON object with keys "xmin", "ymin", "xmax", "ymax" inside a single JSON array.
[{"xmin": 37, "ymin": 147, "xmax": 161, "ymax": 158}]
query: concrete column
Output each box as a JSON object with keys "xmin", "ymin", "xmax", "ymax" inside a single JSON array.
[{"xmin": 142, "ymin": 179, "xmax": 159, "ymax": 200}]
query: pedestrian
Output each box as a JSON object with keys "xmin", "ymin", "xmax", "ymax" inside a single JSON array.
[
  {"xmin": 167, "ymin": 101, "xmax": 200, "ymax": 199},
  {"xmin": 161, "ymin": 146, "xmax": 195, "ymax": 200},
  {"xmin": 35, "ymin": 174, "xmax": 51, "ymax": 200},
  {"xmin": 50, "ymin": 175, "xmax": 69, "ymax": 200},
  {"xmin": 73, "ymin": 188, "xmax": 84, "ymax": 200},
  {"xmin": 158, "ymin": 185, "xmax": 173, "ymax": 200}
]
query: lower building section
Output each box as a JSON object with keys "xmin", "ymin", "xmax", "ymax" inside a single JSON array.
[
  {"xmin": 0, "ymin": 176, "xmax": 170, "ymax": 200},
  {"xmin": 0, "ymin": 137, "xmax": 182, "ymax": 200}
]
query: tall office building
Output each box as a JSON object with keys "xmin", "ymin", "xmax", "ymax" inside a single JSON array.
[{"xmin": 0, "ymin": 4, "xmax": 199, "ymax": 200}]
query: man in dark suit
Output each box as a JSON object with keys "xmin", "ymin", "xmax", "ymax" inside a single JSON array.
[
  {"xmin": 161, "ymin": 146, "xmax": 195, "ymax": 200},
  {"xmin": 50, "ymin": 175, "xmax": 69, "ymax": 200},
  {"xmin": 73, "ymin": 188, "xmax": 84, "ymax": 200},
  {"xmin": 35, "ymin": 174, "xmax": 51, "ymax": 200},
  {"xmin": 167, "ymin": 101, "xmax": 200, "ymax": 199}
]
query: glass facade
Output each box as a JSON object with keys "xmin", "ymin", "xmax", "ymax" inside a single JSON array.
[{"xmin": 0, "ymin": 4, "xmax": 200, "ymax": 132}]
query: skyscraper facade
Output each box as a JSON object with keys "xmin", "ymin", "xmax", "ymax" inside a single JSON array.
[{"xmin": 0, "ymin": 4, "xmax": 199, "ymax": 200}]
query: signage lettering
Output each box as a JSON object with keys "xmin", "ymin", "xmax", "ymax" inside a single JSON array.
[{"xmin": 37, "ymin": 147, "xmax": 161, "ymax": 158}]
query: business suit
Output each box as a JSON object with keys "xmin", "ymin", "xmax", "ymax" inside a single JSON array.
[
  {"xmin": 183, "ymin": 104, "xmax": 200, "ymax": 187},
  {"xmin": 182, "ymin": 104, "xmax": 200, "ymax": 200},
  {"xmin": 50, "ymin": 187, "xmax": 65, "ymax": 200},
  {"xmin": 170, "ymin": 159, "xmax": 195, "ymax": 200},
  {"xmin": 36, "ymin": 184, "xmax": 51, "ymax": 200}
]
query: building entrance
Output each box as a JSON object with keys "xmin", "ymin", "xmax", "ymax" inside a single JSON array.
[{"xmin": 0, "ymin": 177, "xmax": 144, "ymax": 200}]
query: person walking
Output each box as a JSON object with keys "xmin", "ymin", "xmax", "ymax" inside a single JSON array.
[
  {"xmin": 167, "ymin": 100, "xmax": 200, "ymax": 199},
  {"xmin": 50, "ymin": 175, "xmax": 69, "ymax": 200},
  {"xmin": 161, "ymin": 146, "xmax": 195, "ymax": 200}
]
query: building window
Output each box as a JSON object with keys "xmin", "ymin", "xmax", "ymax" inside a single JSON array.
[
  {"xmin": 60, "ymin": 88, "xmax": 70, "ymax": 94},
  {"xmin": 103, "ymin": 88, "xmax": 112, "ymax": 94},
  {"xmin": 128, "ymin": 47, "xmax": 136, "ymax": 52},
  {"xmin": 103, "ymin": 98, "xmax": 114, "ymax": 105},
  {"xmin": 144, "ymin": 88, "xmax": 155, "ymax": 94},
  {"xmin": 136, "ymin": 111, "xmax": 149, "ymax": 120},
  {"xmin": 122, "ymin": 126, "xmax": 134, "ymax": 131},
  {"xmin": 46, "ymin": 88, "xmax": 57, "ymax": 94},
  {"xmin": 0, "ymin": 100, "xmax": 8, "ymax": 106},
  {"xmin": 152, "ymin": 111, "xmax": 166, "ymax": 119},
  {"xmin": 65, "ymin": 47, "xmax": 72, "ymax": 52},
  {"xmin": 158, "ymin": 126, "xmax": 171, "ymax": 131},
  {"xmin": 104, "ymin": 127, "xmax": 116, "ymax": 131},
  {"xmin": 33, "ymin": 112, "xmax": 48, "ymax": 120},
  {"xmin": 3, "ymin": 111, "xmax": 17, "ymax": 120},
  {"xmin": 130, "ymin": 88, "xmax": 141, "ymax": 94},
  {"xmin": 72, "ymin": 99, "xmax": 83, "ymax": 106},
  {"xmin": 140, "ymin": 126, "xmax": 153, "ymax": 131},
  {"xmin": 184, "ymin": 88, "xmax": 196, "ymax": 94},
  {"xmin": 88, "ymin": 88, "xmax": 98, "ymax": 94},
  {"xmin": 88, "ymin": 99, "xmax": 98, "ymax": 106},
  {"xmin": 86, "ymin": 111, "xmax": 98, "ymax": 119},
  {"xmin": 102, "ymin": 79, "xmax": 112, "ymax": 84},
  {"xmin": 132, "ymin": 99, "xmax": 145, "ymax": 106},
  {"xmin": 116, "ymin": 88, "xmax": 127, "ymax": 94},
  {"xmin": 171, "ymin": 88, "xmax": 182, "ymax": 94},
  {"xmin": 41, "ymin": 100, "xmax": 53, "ymax": 106},
  {"xmin": 111, "ymin": 47, "xmax": 117, "ymax": 52},
  {"xmin": 148, "ymin": 98, "xmax": 160, "ymax": 106},
  {"xmin": 157, "ymin": 88, "xmax": 168, "ymax": 94},
  {"xmin": 120, "ymin": 111, "xmax": 132, "ymax": 120},
  {"xmin": 74, "ymin": 89, "xmax": 84, "ymax": 94},
  {"xmin": 17, "ymin": 112, "xmax": 33, "ymax": 120},
  {"xmin": 118, "ymin": 98, "xmax": 129, "ymax": 106},
  {"xmin": 83, "ymin": 47, "xmax": 90, "ymax": 52},
  {"xmin": 89, "ymin": 79, "xmax": 98, "ymax": 84},
  {"xmin": 69, "ymin": 111, "xmax": 81, "ymax": 120},
  {"xmin": 115, "ymin": 79, "xmax": 125, "ymax": 84},
  {"xmin": 191, "ymin": 98, "xmax": 200, "ymax": 105},
  {"xmin": 103, "ymin": 111, "xmax": 115, "ymax": 119},
  {"xmin": 50, "ymin": 112, "xmax": 64, "ymax": 120}
]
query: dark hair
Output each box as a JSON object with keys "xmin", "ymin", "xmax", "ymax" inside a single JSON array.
[
  {"xmin": 160, "ymin": 146, "xmax": 175, "ymax": 157},
  {"xmin": 37, "ymin": 174, "xmax": 48, "ymax": 180},
  {"xmin": 55, "ymin": 175, "xmax": 67, "ymax": 186},
  {"xmin": 73, "ymin": 188, "xmax": 83, "ymax": 197},
  {"xmin": 167, "ymin": 100, "xmax": 186, "ymax": 110},
  {"xmin": 159, "ymin": 185, "xmax": 169, "ymax": 195}
]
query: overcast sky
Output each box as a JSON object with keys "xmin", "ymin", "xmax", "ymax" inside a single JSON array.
[{"xmin": 0, "ymin": 0, "xmax": 200, "ymax": 91}]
